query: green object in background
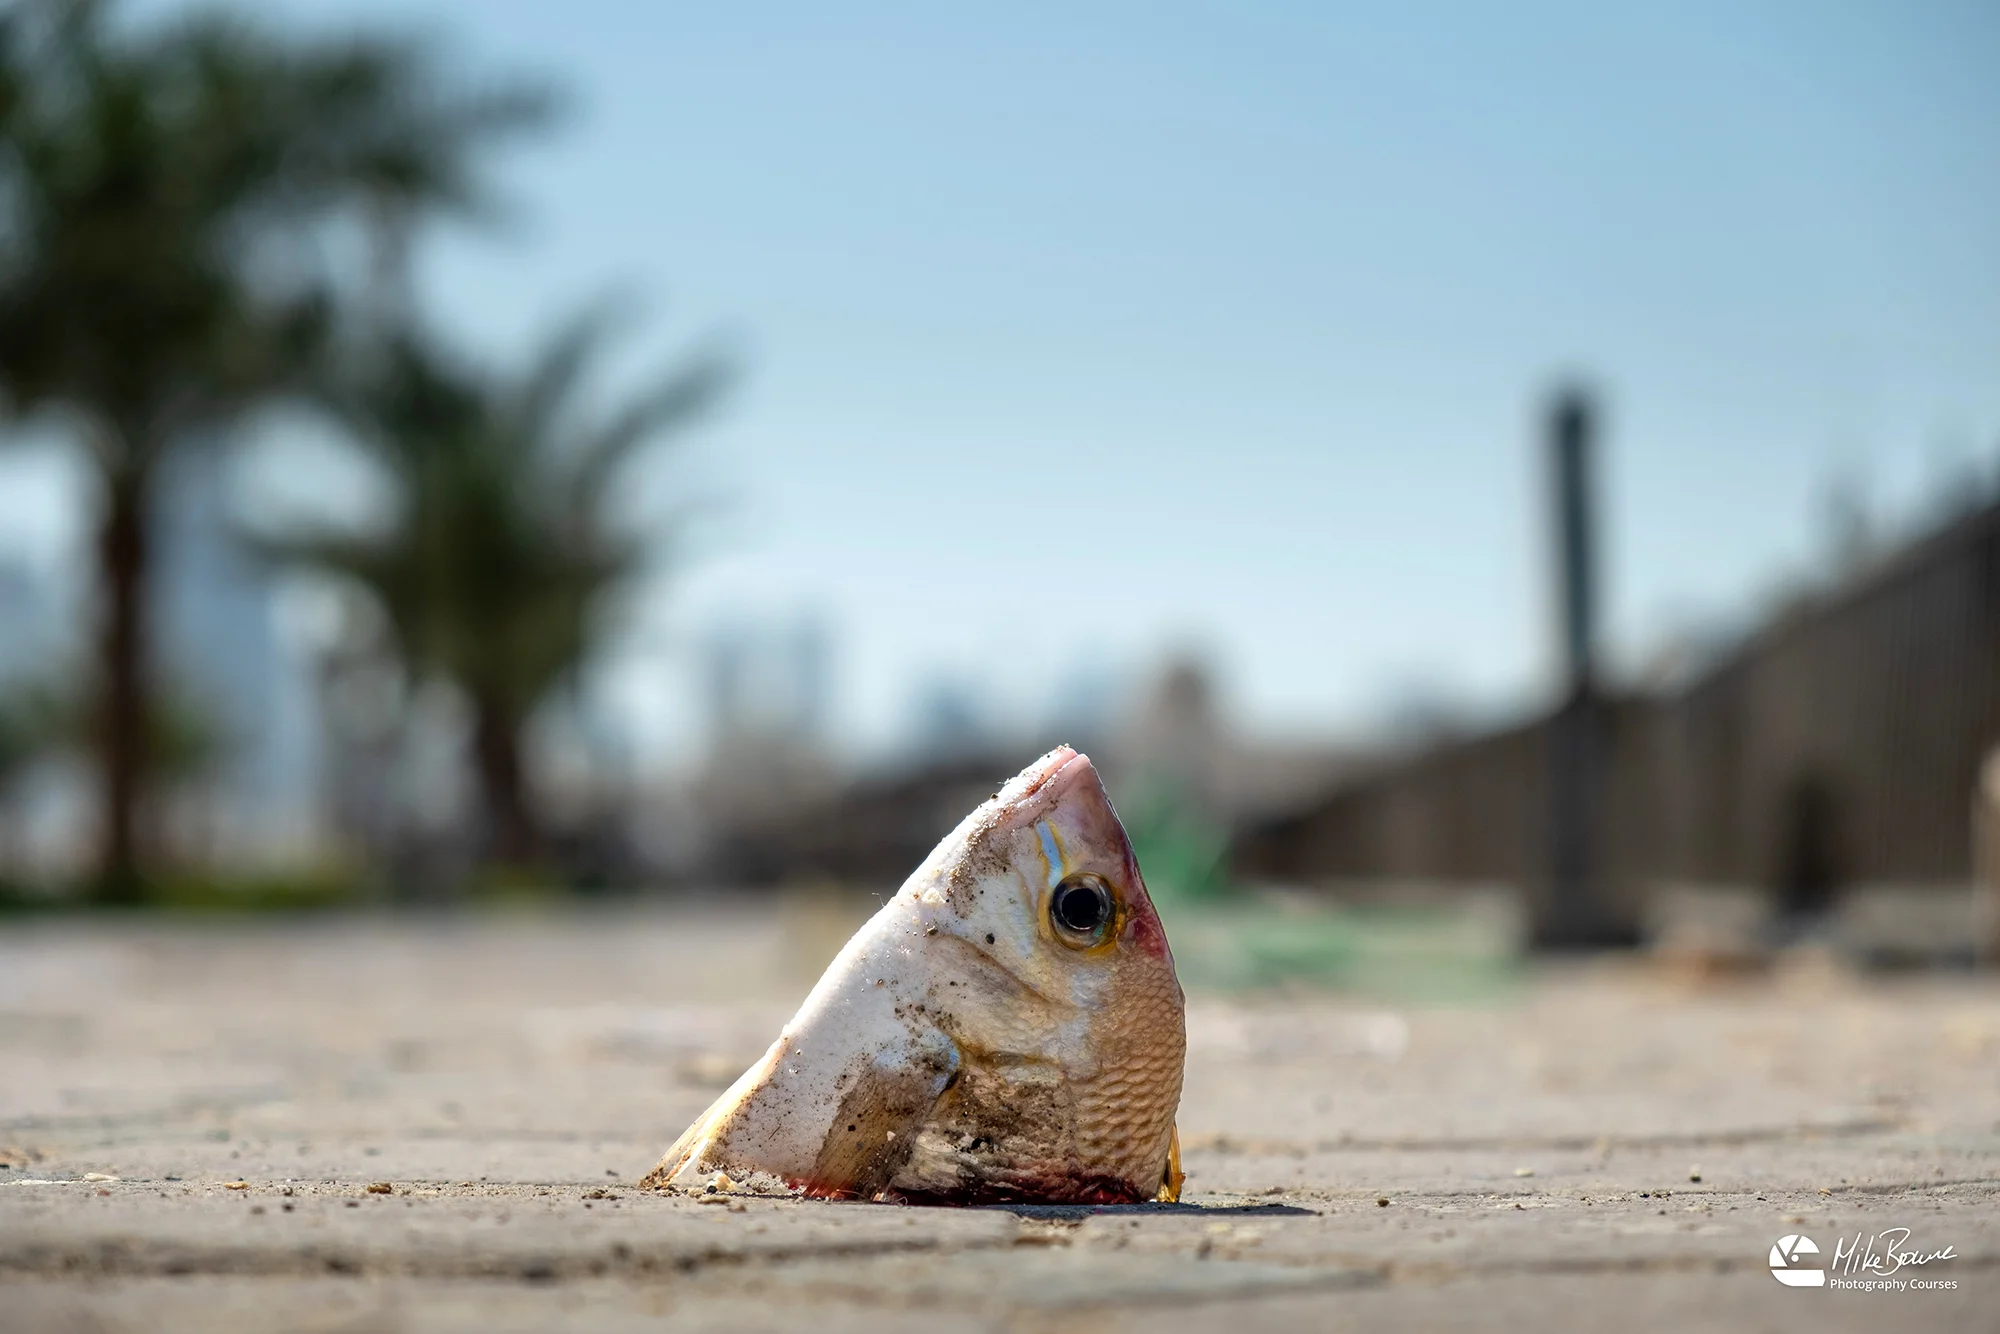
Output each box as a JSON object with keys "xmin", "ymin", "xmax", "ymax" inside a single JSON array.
[
  {"xmin": 1159, "ymin": 896, "xmax": 1522, "ymax": 1003},
  {"xmin": 1121, "ymin": 769, "xmax": 1519, "ymax": 1001},
  {"xmin": 0, "ymin": 871, "xmax": 363, "ymax": 915},
  {"xmin": 1122, "ymin": 780, "xmax": 1233, "ymax": 905},
  {"xmin": 144, "ymin": 873, "xmax": 362, "ymax": 914}
]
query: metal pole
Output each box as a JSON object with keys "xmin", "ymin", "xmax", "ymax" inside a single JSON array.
[{"xmin": 1540, "ymin": 386, "xmax": 1604, "ymax": 947}]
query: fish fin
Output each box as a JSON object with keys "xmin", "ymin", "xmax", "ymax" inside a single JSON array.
[
  {"xmin": 1155, "ymin": 1124, "xmax": 1184, "ymax": 1203},
  {"xmin": 637, "ymin": 1041, "xmax": 783, "ymax": 1190},
  {"xmin": 803, "ymin": 1048, "xmax": 957, "ymax": 1201}
]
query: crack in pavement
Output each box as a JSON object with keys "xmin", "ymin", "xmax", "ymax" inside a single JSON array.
[
  {"xmin": 1181, "ymin": 1118, "xmax": 1908, "ymax": 1157},
  {"xmin": 0, "ymin": 1230, "xmax": 1379, "ymax": 1307},
  {"xmin": 0, "ymin": 1232, "xmax": 982, "ymax": 1284},
  {"xmin": 8, "ymin": 1231, "xmax": 1991, "ymax": 1300}
]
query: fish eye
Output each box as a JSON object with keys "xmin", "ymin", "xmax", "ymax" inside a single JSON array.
[{"xmin": 1050, "ymin": 874, "xmax": 1114, "ymax": 946}]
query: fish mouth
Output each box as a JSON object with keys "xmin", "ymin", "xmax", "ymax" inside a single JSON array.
[
  {"xmin": 1009, "ymin": 745, "xmax": 1081, "ymax": 800},
  {"xmin": 993, "ymin": 746, "xmax": 1095, "ymax": 826},
  {"xmin": 1040, "ymin": 749, "xmax": 1093, "ymax": 795}
]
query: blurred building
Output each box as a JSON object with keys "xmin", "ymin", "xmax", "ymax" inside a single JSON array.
[
  {"xmin": 681, "ymin": 652, "xmax": 1350, "ymax": 894},
  {"xmin": 1237, "ymin": 408, "xmax": 2000, "ymax": 953},
  {"xmin": 689, "ymin": 615, "xmax": 840, "ymax": 884},
  {"xmin": 0, "ymin": 550, "xmax": 75, "ymax": 874},
  {"xmin": 152, "ymin": 445, "xmax": 323, "ymax": 863},
  {"xmin": 0, "ymin": 552, "xmax": 63, "ymax": 685},
  {"xmin": 1655, "ymin": 496, "xmax": 1997, "ymax": 902},
  {"xmin": 0, "ymin": 446, "xmax": 328, "ymax": 875}
]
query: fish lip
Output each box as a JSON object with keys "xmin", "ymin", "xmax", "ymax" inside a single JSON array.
[
  {"xmin": 1007, "ymin": 745, "xmax": 1083, "ymax": 806},
  {"xmin": 994, "ymin": 747, "xmax": 1094, "ymax": 827},
  {"xmin": 1041, "ymin": 749, "xmax": 1093, "ymax": 796}
]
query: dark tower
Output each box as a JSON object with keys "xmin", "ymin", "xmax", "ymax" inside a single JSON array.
[{"xmin": 1537, "ymin": 386, "xmax": 1611, "ymax": 947}]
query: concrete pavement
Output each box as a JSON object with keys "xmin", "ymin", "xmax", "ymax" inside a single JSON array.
[{"xmin": 2, "ymin": 909, "xmax": 1995, "ymax": 1331}]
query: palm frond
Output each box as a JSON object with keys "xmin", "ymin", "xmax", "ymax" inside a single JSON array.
[
  {"xmin": 513, "ymin": 300, "xmax": 629, "ymax": 445},
  {"xmin": 258, "ymin": 296, "xmax": 728, "ymax": 796},
  {"xmin": 564, "ymin": 345, "xmax": 732, "ymax": 508}
]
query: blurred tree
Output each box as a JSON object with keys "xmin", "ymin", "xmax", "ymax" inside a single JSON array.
[
  {"xmin": 259, "ymin": 315, "xmax": 727, "ymax": 868},
  {"xmin": 0, "ymin": 680, "xmax": 57, "ymax": 880},
  {"xmin": 0, "ymin": 0, "xmax": 549, "ymax": 899},
  {"xmin": 0, "ymin": 666, "xmax": 231, "ymax": 885},
  {"xmin": 0, "ymin": 679, "xmax": 61, "ymax": 787},
  {"xmin": 0, "ymin": 672, "xmax": 217, "ymax": 780}
]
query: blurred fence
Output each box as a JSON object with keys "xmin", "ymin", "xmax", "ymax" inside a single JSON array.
[{"xmin": 1238, "ymin": 491, "xmax": 2000, "ymax": 959}]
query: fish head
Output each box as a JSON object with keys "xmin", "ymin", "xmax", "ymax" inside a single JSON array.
[
  {"xmin": 926, "ymin": 745, "xmax": 1176, "ymax": 993},
  {"xmin": 906, "ymin": 745, "xmax": 1186, "ymax": 1199},
  {"xmin": 641, "ymin": 745, "xmax": 1186, "ymax": 1205}
]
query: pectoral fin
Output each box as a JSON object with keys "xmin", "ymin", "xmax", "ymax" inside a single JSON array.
[{"xmin": 1156, "ymin": 1124, "xmax": 1184, "ymax": 1203}]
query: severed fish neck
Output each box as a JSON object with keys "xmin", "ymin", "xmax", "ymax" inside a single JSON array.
[{"xmin": 642, "ymin": 745, "xmax": 1186, "ymax": 1205}]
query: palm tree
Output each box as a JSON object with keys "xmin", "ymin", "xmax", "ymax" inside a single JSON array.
[
  {"xmin": 0, "ymin": 677, "xmax": 60, "ymax": 795},
  {"xmin": 262, "ymin": 314, "xmax": 727, "ymax": 868},
  {"xmin": 0, "ymin": 0, "xmax": 549, "ymax": 898}
]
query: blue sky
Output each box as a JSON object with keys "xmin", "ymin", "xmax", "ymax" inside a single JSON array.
[{"xmin": 7, "ymin": 1, "xmax": 1999, "ymax": 760}]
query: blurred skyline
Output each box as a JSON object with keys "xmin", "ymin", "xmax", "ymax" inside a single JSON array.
[{"xmin": 3, "ymin": 0, "xmax": 1997, "ymax": 766}]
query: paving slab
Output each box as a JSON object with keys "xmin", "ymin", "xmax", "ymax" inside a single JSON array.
[{"xmin": 2, "ymin": 911, "xmax": 1997, "ymax": 1331}]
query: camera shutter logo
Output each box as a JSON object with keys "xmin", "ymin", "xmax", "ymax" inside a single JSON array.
[{"xmin": 1770, "ymin": 1234, "xmax": 1825, "ymax": 1287}]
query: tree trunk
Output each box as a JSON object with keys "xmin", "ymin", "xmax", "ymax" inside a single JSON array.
[
  {"xmin": 472, "ymin": 700, "xmax": 536, "ymax": 868},
  {"xmin": 95, "ymin": 466, "xmax": 151, "ymax": 903}
]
